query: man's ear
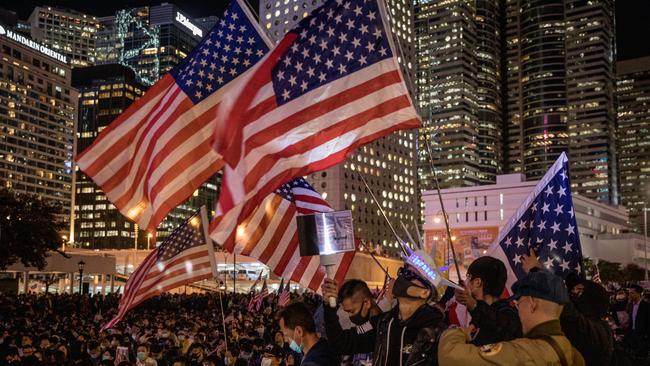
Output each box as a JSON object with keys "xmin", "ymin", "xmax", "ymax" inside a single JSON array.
[{"xmin": 417, "ymin": 287, "xmax": 431, "ymax": 300}]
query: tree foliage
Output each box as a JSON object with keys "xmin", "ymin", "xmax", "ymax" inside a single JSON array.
[
  {"xmin": 592, "ymin": 258, "xmax": 647, "ymax": 283},
  {"xmin": 0, "ymin": 188, "xmax": 66, "ymax": 270}
]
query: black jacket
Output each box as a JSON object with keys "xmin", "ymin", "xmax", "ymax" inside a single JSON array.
[
  {"xmin": 468, "ymin": 299, "xmax": 522, "ymax": 346},
  {"xmin": 324, "ymin": 303, "xmax": 445, "ymax": 366},
  {"xmin": 301, "ymin": 339, "xmax": 339, "ymax": 366},
  {"xmin": 561, "ymin": 300, "xmax": 614, "ymax": 366}
]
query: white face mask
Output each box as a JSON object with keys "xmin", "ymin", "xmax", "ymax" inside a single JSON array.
[{"xmin": 261, "ymin": 357, "xmax": 273, "ymax": 366}]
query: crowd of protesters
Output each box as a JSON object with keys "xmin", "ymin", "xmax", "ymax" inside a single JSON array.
[{"xmin": 1, "ymin": 260, "xmax": 649, "ymax": 366}]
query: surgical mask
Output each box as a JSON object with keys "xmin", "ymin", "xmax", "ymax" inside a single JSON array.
[
  {"xmin": 616, "ymin": 295, "xmax": 626, "ymax": 301},
  {"xmin": 224, "ymin": 358, "xmax": 231, "ymax": 366},
  {"xmin": 392, "ymin": 275, "xmax": 426, "ymax": 299},
  {"xmin": 289, "ymin": 340, "xmax": 302, "ymax": 354},
  {"xmin": 137, "ymin": 352, "xmax": 147, "ymax": 361},
  {"xmin": 102, "ymin": 355, "xmax": 111, "ymax": 361},
  {"xmin": 261, "ymin": 357, "xmax": 273, "ymax": 366},
  {"xmin": 349, "ymin": 302, "xmax": 370, "ymax": 325},
  {"xmin": 178, "ymin": 335, "xmax": 186, "ymax": 341},
  {"xmin": 240, "ymin": 353, "xmax": 251, "ymax": 360}
]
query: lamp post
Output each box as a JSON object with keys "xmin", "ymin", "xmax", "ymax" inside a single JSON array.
[
  {"xmin": 77, "ymin": 260, "xmax": 85, "ymax": 295},
  {"xmin": 147, "ymin": 233, "xmax": 153, "ymax": 250},
  {"xmin": 644, "ymin": 205, "xmax": 648, "ymax": 281}
]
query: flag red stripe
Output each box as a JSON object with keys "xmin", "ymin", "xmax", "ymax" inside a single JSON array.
[
  {"xmin": 293, "ymin": 194, "xmax": 328, "ymax": 206},
  {"xmin": 103, "ymin": 89, "xmax": 190, "ymax": 197},
  {"xmin": 136, "ymin": 260, "xmax": 212, "ymax": 295},
  {"xmin": 289, "ymin": 256, "xmax": 312, "ymax": 284},
  {"xmin": 245, "ymin": 70, "xmax": 402, "ymax": 153},
  {"xmin": 308, "ymin": 268, "xmax": 325, "ymax": 291},
  {"xmin": 245, "ymin": 95, "xmax": 411, "ymax": 191},
  {"xmin": 84, "ymin": 83, "xmax": 183, "ymax": 180},
  {"xmin": 148, "ymin": 161, "xmax": 224, "ymax": 229},
  {"xmin": 241, "ymin": 196, "xmax": 284, "ymax": 256},
  {"xmin": 141, "ymin": 250, "xmax": 211, "ymax": 282},
  {"xmin": 274, "ymin": 233, "xmax": 299, "ymax": 276},
  {"xmin": 77, "ymin": 75, "xmax": 176, "ymax": 163},
  {"xmin": 258, "ymin": 207, "xmax": 295, "ymax": 263}
]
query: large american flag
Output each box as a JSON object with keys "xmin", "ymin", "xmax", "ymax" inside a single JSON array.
[
  {"xmin": 487, "ymin": 152, "xmax": 583, "ymax": 292},
  {"xmin": 102, "ymin": 208, "xmax": 214, "ymax": 330},
  {"xmin": 76, "ymin": 0, "xmax": 271, "ymax": 231},
  {"xmin": 224, "ymin": 177, "xmax": 355, "ymax": 292},
  {"xmin": 209, "ymin": 0, "xmax": 420, "ymax": 248}
]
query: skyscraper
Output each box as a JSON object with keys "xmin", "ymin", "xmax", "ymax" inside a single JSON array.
[
  {"xmin": 27, "ymin": 6, "xmax": 100, "ymax": 68},
  {"xmin": 72, "ymin": 64, "xmax": 147, "ymax": 249},
  {"xmin": 504, "ymin": 0, "xmax": 617, "ymax": 204},
  {"xmin": 96, "ymin": 3, "xmax": 208, "ymax": 86},
  {"xmin": 0, "ymin": 27, "xmax": 77, "ymax": 225},
  {"xmin": 259, "ymin": 0, "xmax": 419, "ymax": 253},
  {"xmin": 617, "ymin": 56, "xmax": 650, "ymax": 233},
  {"xmin": 414, "ymin": 0, "xmax": 502, "ymax": 191}
]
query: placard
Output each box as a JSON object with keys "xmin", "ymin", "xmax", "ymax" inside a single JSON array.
[{"xmin": 297, "ymin": 210, "xmax": 355, "ymax": 256}]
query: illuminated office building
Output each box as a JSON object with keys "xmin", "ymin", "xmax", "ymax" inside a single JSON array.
[
  {"xmin": 0, "ymin": 27, "xmax": 77, "ymax": 226},
  {"xmin": 504, "ymin": 0, "xmax": 617, "ymax": 204},
  {"xmin": 72, "ymin": 64, "xmax": 147, "ymax": 249},
  {"xmin": 260, "ymin": 0, "xmax": 418, "ymax": 253},
  {"xmin": 414, "ymin": 0, "xmax": 502, "ymax": 191},
  {"xmin": 617, "ymin": 56, "xmax": 650, "ymax": 233},
  {"xmin": 96, "ymin": 3, "xmax": 208, "ymax": 86},
  {"xmin": 27, "ymin": 6, "xmax": 100, "ymax": 67}
]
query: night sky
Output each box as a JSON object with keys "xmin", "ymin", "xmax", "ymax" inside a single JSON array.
[{"xmin": 5, "ymin": 0, "xmax": 650, "ymax": 60}]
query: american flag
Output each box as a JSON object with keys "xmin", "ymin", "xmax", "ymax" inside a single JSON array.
[
  {"xmin": 248, "ymin": 278, "xmax": 269, "ymax": 312},
  {"xmin": 209, "ymin": 0, "xmax": 420, "ymax": 249},
  {"xmin": 221, "ymin": 177, "xmax": 355, "ymax": 292},
  {"xmin": 76, "ymin": 0, "xmax": 271, "ymax": 231},
  {"xmin": 278, "ymin": 278, "xmax": 291, "ymax": 307},
  {"xmin": 248, "ymin": 271, "xmax": 263, "ymax": 292},
  {"xmin": 487, "ymin": 152, "xmax": 583, "ymax": 292},
  {"xmin": 102, "ymin": 208, "xmax": 214, "ymax": 330}
]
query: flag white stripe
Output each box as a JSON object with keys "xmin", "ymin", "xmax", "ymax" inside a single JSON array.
[
  {"xmin": 92, "ymin": 86, "xmax": 185, "ymax": 186},
  {"xmin": 232, "ymin": 194, "xmax": 279, "ymax": 253},
  {"xmin": 242, "ymin": 79, "xmax": 407, "ymax": 168},
  {"xmin": 131, "ymin": 266, "xmax": 213, "ymax": 304},
  {"xmin": 247, "ymin": 107, "xmax": 416, "ymax": 199},
  {"xmin": 249, "ymin": 200, "xmax": 292, "ymax": 259},
  {"xmin": 243, "ymin": 58, "xmax": 399, "ymax": 139},
  {"xmin": 77, "ymin": 82, "xmax": 174, "ymax": 169},
  {"xmin": 295, "ymin": 201, "xmax": 332, "ymax": 213},
  {"xmin": 265, "ymin": 210, "xmax": 298, "ymax": 270}
]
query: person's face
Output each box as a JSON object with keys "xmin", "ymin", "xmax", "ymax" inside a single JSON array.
[
  {"xmin": 136, "ymin": 346, "xmax": 148, "ymax": 357},
  {"xmin": 191, "ymin": 347, "xmax": 204, "ymax": 360},
  {"xmin": 22, "ymin": 336, "xmax": 32, "ymax": 346},
  {"xmin": 22, "ymin": 346, "xmax": 34, "ymax": 356},
  {"xmin": 57, "ymin": 345, "xmax": 67, "ymax": 358},
  {"xmin": 278, "ymin": 318, "xmax": 302, "ymax": 347},
  {"xmin": 39, "ymin": 339, "xmax": 50, "ymax": 349},
  {"xmin": 342, "ymin": 295, "xmax": 371, "ymax": 325},
  {"xmin": 102, "ymin": 351, "xmax": 112, "ymax": 360},
  {"xmin": 465, "ymin": 274, "xmax": 483, "ymax": 298},
  {"xmin": 274, "ymin": 332, "xmax": 284, "ymax": 345},
  {"xmin": 630, "ymin": 289, "xmax": 641, "ymax": 302},
  {"xmin": 262, "ymin": 353, "xmax": 281, "ymax": 366}
]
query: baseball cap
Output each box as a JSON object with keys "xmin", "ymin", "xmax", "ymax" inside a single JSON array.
[
  {"xmin": 263, "ymin": 344, "xmax": 285, "ymax": 358},
  {"xmin": 511, "ymin": 270, "xmax": 570, "ymax": 305}
]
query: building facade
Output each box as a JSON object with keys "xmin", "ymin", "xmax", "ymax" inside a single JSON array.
[
  {"xmin": 72, "ymin": 64, "xmax": 147, "ymax": 249},
  {"xmin": 96, "ymin": 3, "xmax": 208, "ymax": 86},
  {"xmin": 617, "ymin": 56, "xmax": 650, "ymax": 233},
  {"xmin": 27, "ymin": 6, "xmax": 101, "ymax": 68},
  {"xmin": 259, "ymin": 0, "xmax": 419, "ymax": 253},
  {"xmin": 504, "ymin": 0, "xmax": 617, "ymax": 204},
  {"xmin": 0, "ymin": 27, "xmax": 77, "ymax": 223},
  {"xmin": 422, "ymin": 174, "xmax": 647, "ymax": 274}
]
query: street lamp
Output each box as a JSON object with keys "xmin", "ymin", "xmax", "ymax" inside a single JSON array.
[
  {"xmin": 147, "ymin": 233, "xmax": 153, "ymax": 250},
  {"xmin": 643, "ymin": 205, "xmax": 648, "ymax": 281},
  {"xmin": 77, "ymin": 260, "xmax": 85, "ymax": 295}
]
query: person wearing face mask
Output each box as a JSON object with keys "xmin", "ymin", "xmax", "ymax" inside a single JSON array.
[
  {"xmin": 321, "ymin": 247, "xmax": 447, "ymax": 366},
  {"xmin": 453, "ymin": 256, "xmax": 522, "ymax": 346},
  {"xmin": 321, "ymin": 279, "xmax": 383, "ymax": 365},
  {"xmin": 438, "ymin": 264, "xmax": 585, "ymax": 365},
  {"xmin": 87, "ymin": 340, "xmax": 102, "ymax": 366},
  {"xmin": 277, "ymin": 302, "xmax": 338, "ymax": 366},
  {"xmin": 187, "ymin": 343, "xmax": 205, "ymax": 366},
  {"xmin": 136, "ymin": 343, "xmax": 158, "ymax": 366}
]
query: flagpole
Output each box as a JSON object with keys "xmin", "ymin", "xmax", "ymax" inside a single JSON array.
[
  {"xmin": 423, "ymin": 131, "xmax": 462, "ymax": 282},
  {"xmin": 359, "ymin": 174, "xmax": 408, "ymax": 256},
  {"xmin": 233, "ymin": 253, "xmax": 236, "ymax": 294},
  {"xmin": 358, "ymin": 240, "xmax": 392, "ymax": 279},
  {"xmin": 200, "ymin": 206, "xmax": 228, "ymax": 354}
]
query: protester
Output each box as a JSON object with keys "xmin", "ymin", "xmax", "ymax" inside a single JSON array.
[
  {"xmin": 277, "ymin": 302, "xmax": 338, "ymax": 366},
  {"xmin": 438, "ymin": 268, "xmax": 585, "ymax": 365},
  {"xmin": 626, "ymin": 284, "xmax": 650, "ymax": 359},
  {"xmin": 321, "ymin": 261, "xmax": 446, "ymax": 365},
  {"xmin": 453, "ymin": 256, "xmax": 522, "ymax": 345}
]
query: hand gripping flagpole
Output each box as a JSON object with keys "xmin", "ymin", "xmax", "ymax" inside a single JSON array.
[
  {"xmin": 200, "ymin": 206, "xmax": 228, "ymax": 354},
  {"xmin": 423, "ymin": 132, "xmax": 462, "ymax": 282}
]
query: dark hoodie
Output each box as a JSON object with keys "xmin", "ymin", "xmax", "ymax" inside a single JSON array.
[{"xmin": 324, "ymin": 303, "xmax": 445, "ymax": 366}]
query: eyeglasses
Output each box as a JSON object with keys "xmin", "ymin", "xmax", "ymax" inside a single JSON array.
[{"xmin": 513, "ymin": 295, "xmax": 531, "ymax": 310}]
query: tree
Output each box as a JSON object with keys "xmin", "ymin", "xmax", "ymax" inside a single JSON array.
[
  {"xmin": 0, "ymin": 188, "xmax": 66, "ymax": 270},
  {"xmin": 596, "ymin": 259, "xmax": 624, "ymax": 283},
  {"xmin": 622, "ymin": 263, "xmax": 646, "ymax": 282}
]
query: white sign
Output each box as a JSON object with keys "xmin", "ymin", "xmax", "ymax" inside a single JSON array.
[
  {"xmin": 175, "ymin": 12, "xmax": 203, "ymax": 38},
  {"xmin": 0, "ymin": 25, "xmax": 67, "ymax": 63},
  {"xmin": 314, "ymin": 210, "xmax": 355, "ymax": 255}
]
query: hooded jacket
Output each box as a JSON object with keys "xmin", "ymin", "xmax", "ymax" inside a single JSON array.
[{"xmin": 324, "ymin": 303, "xmax": 445, "ymax": 366}]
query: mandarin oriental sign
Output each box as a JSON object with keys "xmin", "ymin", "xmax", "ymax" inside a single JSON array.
[
  {"xmin": 175, "ymin": 12, "xmax": 203, "ymax": 38},
  {"xmin": 0, "ymin": 25, "xmax": 67, "ymax": 63}
]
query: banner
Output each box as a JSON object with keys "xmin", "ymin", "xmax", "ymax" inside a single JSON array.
[{"xmin": 425, "ymin": 227, "xmax": 500, "ymax": 275}]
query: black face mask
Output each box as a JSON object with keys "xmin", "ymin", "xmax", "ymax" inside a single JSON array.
[
  {"xmin": 392, "ymin": 275, "xmax": 427, "ymax": 299},
  {"xmin": 349, "ymin": 301, "xmax": 370, "ymax": 325}
]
